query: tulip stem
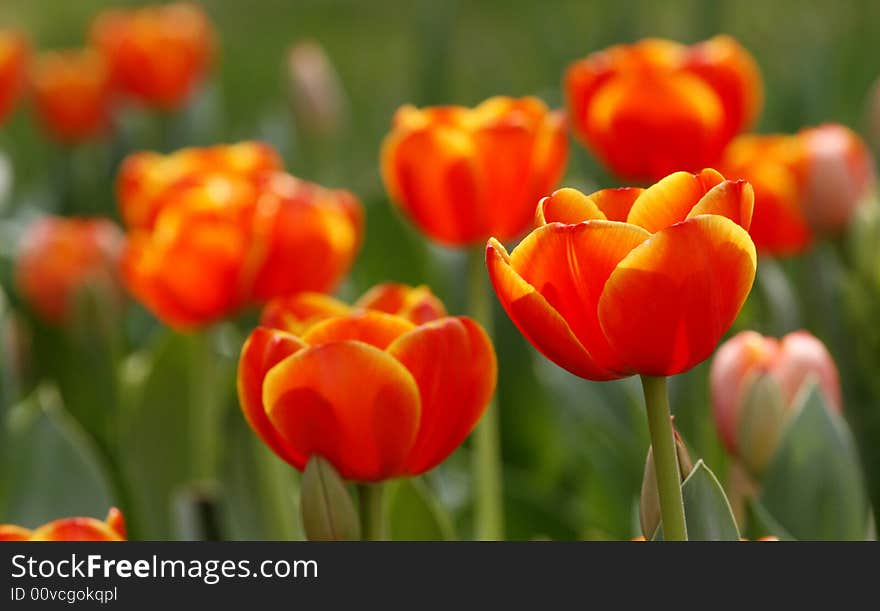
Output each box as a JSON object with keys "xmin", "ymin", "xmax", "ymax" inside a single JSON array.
[
  {"xmin": 357, "ymin": 484, "xmax": 385, "ymax": 541},
  {"xmin": 640, "ymin": 375, "xmax": 688, "ymax": 541},
  {"xmin": 467, "ymin": 246, "xmax": 504, "ymax": 540}
]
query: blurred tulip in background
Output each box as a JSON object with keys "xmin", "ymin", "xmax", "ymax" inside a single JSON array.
[{"xmin": 0, "ymin": 507, "xmax": 126, "ymax": 541}]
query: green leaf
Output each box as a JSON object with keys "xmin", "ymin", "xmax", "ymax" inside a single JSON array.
[
  {"xmin": 387, "ymin": 477, "xmax": 456, "ymax": 541},
  {"xmin": 300, "ymin": 456, "xmax": 360, "ymax": 541},
  {"xmin": 0, "ymin": 385, "xmax": 111, "ymax": 525},
  {"xmin": 746, "ymin": 499, "xmax": 796, "ymax": 541},
  {"xmin": 654, "ymin": 460, "xmax": 740, "ymax": 541},
  {"xmin": 759, "ymin": 382, "xmax": 869, "ymax": 540}
]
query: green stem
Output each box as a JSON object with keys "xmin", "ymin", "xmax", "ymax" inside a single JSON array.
[
  {"xmin": 357, "ymin": 483, "xmax": 385, "ymax": 541},
  {"xmin": 467, "ymin": 246, "xmax": 504, "ymax": 540},
  {"xmin": 188, "ymin": 331, "xmax": 217, "ymax": 481},
  {"xmin": 95, "ymin": 441, "xmax": 141, "ymax": 540},
  {"xmin": 640, "ymin": 375, "xmax": 687, "ymax": 541}
]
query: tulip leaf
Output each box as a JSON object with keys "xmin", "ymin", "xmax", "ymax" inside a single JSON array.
[
  {"xmin": 387, "ymin": 477, "xmax": 456, "ymax": 541},
  {"xmin": 0, "ymin": 384, "xmax": 111, "ymax": 525},
  {"xmin": 745, "ymin": 499, "xmax": 796, "ymax": 541},
  {"xmin": 300, "ymin": 456, "xmax": 360, "ymax": 541},
  {"xmin": 759, "ymin": 382, "xmax": 869, "ymax": 540},
  {"xmin": 654, "ymin": 460, "xmax": 740, "ymax": 541}
]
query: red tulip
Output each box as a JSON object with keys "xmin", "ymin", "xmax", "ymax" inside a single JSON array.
[
  {"xmin": 0, "ymin": 29, "xmax": 29, "ymax": 125},
  {"xmin": 0, "ymin": 508, "xmax": 126, "ymax": 541},
  {"xmin": 15, "ymin": 216, "xmax": 123, "ymax": 324},
  {"xmin": 382, "ymin": 96, "xmax": 567, "ymax": 246},
  {"xmin": 565, "ymin": 36, "xmax": 762, "ymax": 182},
  {"xmin": 29, "ymin": 49, "xmax": 113, "ymax": 142},
  {"xmin": 238, "ymin": 286, "xmax": 496, "ymax": 481},
  {"xmin": 487, "ymin": 169, "xmax": 757, "ymax": 379}
]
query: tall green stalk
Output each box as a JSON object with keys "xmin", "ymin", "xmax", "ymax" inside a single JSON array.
[
  {"xmin": 640, "ymin": 375, "xmax": 687, "ymax": 541},
  {"xmin": 467, "ymin": 247, "xmax": 504, "ymax": 540},
  {"xmin": 358, "ymin": 483, "xmax": 385, "ymax": 541}
]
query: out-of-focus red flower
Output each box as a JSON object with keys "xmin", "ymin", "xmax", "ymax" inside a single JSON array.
[
  {"xmin": 0, "ymin": 508, "xmax": 126, "ymax": 541},
  {"xmin": 718, "ymin": 134, "xmax": 810, "ymax": 255},
  {"xmin": 382, "ymin": 96, "xmax": 567, "ymax": 246},
  {"xmin": 15, "ymin": 215, "xmax": 123, "ymax": 324},
  {"xmin": 118, "ymin": 142, "xmax": 363, "ymax": 329},
  {"xmin": 800, "ymin": 123, "xmax": 875, "ymax": 236},
  {"xmin": 238, "ymin": 285, "xmax": 495, "ymax": 481},
  {"xmin": 720, "ymin": 123, "xmax": 875, "ymax": 255},
  {"xmin": 565, "ymin": 36, "xmax": 762, "ymax": 182},
  {"xmin": 260, "ymin": 283, "xmax": 447, "ymax": 333},
  {"xmin": 487, "ymin": 169, "xmax": 756, "ymax": 380},
  {"xmin": 90, "ymin": 2, "xmax": 215, "ymax": 110},
  {"xmin": 0, "ymin": 29, "xmax": 28, "ymax": 125},
  {"xmin": 710, "ymin": 330, "xmax": 842, "ymax": 456},
  {"xmin": 29, "ymin": 49, "xmax": 113, "ymax": 143}
]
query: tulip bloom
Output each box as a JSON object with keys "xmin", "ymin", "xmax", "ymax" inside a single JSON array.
[
  {"xmin": 29, "ymin": 49, "xmax": 113, "ymax": 142},
  {"xmin": 381, "ymin": 96, "xmax": 567, "ymax": 246},
  {"xmin": 487, "ymin": 168, "xmax": 757, "ymax": 379},
  {"xmin": 118, "ymin": 142, "xmax": 363, "ymax": 328},
  {"xmin": 565, "ymin": 36, "xmax": 762, "ymax": 182},
  {"xmin": 0, "ymin": 29, "xmax": 28, "ymax": 125},
  {"xmin": 15, "ymin": 216, "xmax": 123, "ymax": 324},
  {"xmin": 90, "ymin": 2, "xmax": 215, "ymax": 110},
  {"xmin": 238, "ymin": 285, "xmax": 496, "ymax": 481},
  {"xmin": 720, "ymin": 124, "xmax": 875, "ymax": 255},
  {"xmin": 0, "ymin": 508, "xmax": 126, "ymax": 541},
  {"xmin": 710, "ymin": 330, "xmax": 842, "ymax": 457}
]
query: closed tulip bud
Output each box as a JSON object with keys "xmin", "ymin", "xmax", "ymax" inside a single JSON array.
[
  {"xmin": 382, "ymin": 96, "xmax": 567, "ymax": 246},
  {"xmin": 300, "ymin": 456, "xmax": 361, "ymax": 541},
  {"xmin": 639, "ymin": 427, "xmax": 693, "ymax": 538},
  {"xmin": 565, "ymin": 36, "xmax": 762, "ymax": 182},
  {"xmin": 0, "ymin": 508, "xmax": 126, "ymax": 541},
  {"xmin": 286, "ymin": 40, "xmax": 346, "ymax": 140},
  {"xmin": 90, "ymin": 2, "xmax": 216, "ymax": 110},
  {"xmin": 30, "ymin": 49, "xmax": 113, "ymax": 143},
  {"xmin": 800, "ymin": 123, "xmax": 875, "ymax": 236},
  {"xmin": 15, "ymin": 216, "xmax": 124, "ymax": 325},
  {"xmin": 238, "ymin": 286, "xmax": 497, "ymax": 482},
  {"xmin": 0, "ymin": 29, "xmax": 29, "ymax": 125},
  {"xmin": 711, "ymin": 330, "xmax": 842, "ymax": 469},
  {"xmin": 488, "ymin": 169, "xmax": 757, "ymax": 380}
]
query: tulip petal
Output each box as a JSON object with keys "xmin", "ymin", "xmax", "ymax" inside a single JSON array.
[
  {"xmin": 30, "ymin": 518, "xmax": 124, "ymax": 541},
  {"xmin": 263, "ymin": 341, "xmax": 421, "ymax": 481},
  {"xmin": 626, "ymin": 169, "xmax": 724, "ymax": 232},
  {"xmin": 599, "ymin": 215, "xmax": 757, "ymax": 376},
  {"xmin": 0, "ymin": 525, "xmax": 32, "ymax": 541},
  {"xmin": 536, "ymin": 188, "xmax": 607, "ymax": 225},
  {"xmin": 260, "ymin": 292, "xmax": 350, "ymax": 333},
  {"xmin": 301, "ymin": 311, "xmax": 415, "ymax": 350},
  {"xmin": 687, "ymin": 179, "xmax": 754, "ymax": 230},
  {"xmin": 388, "ymin": 317, "xmax": 497, "ymax": 475},
  {"xmin": 238, "ymin": 327, "xmax": 310, "ymax": 467},
  {"xmin": 354, "ymin": 283, "xmax": 447, "ymax": 324}
]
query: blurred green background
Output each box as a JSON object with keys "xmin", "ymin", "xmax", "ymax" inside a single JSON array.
[{"xmin": 1, "ymin": 0, "xmax": 879, "ymax": 540}]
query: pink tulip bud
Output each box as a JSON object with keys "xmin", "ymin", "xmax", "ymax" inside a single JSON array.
[
  {"xmin": 285, "ymin": 40, "xmax": 346, "ymax": 140},
  {"xmin": 800, "ymin": 123, "xmax": 875, "ymax": 236},
  {"xmin": 710, "ymin": 330, "xmax": 841, "ymax": 458}
]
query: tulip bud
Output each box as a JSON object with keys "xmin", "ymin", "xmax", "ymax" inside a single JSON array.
[
  {"xmin": 639, "ymin": 427, "xmax": 693, "ymax": 539},
  {"xmin": 800, "ymin": 123, "xmax": 875, "ymax": 236},
  {"xmin": 736, "ymin": 373, "xmax": 787, "ymax": 477},
  {"xmin": 300, "ymin": 456, "xmax": 361, "ymax": 541},
  {"xmin": 285, "ymin": 40, "xmax": 347, "ymax": 141},
  {"xmin": 711, "ymin": 330, "xmax": 842, "ymax": 472}
]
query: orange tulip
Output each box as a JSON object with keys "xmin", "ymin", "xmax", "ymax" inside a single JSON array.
[
  {"xmin": 718, "ymin": 133, "xmax": 810, "ymax": 255},
  {"xmin": 487, "ymin": 168, "xmax": 757, "ymax": 379},
  {"xmin": 261, "ymin": 282, "xmax": 447, "ymax": 333},
  {"xmin": 29, "ymin": 49, "xmax": 113, "ymax": 142},
  {"xmin": 0, "ymin": 29, "xmax": 28, "ymax": 125},
  {"xmin": 15, "ymin": 215, "xmax": 123, "ymax": 324},
  {"xmin": 710, "ymin": 330, "xmax": 841, "ymax": 456},
  {"xmin": 118, "ymin": 142, "xmax": 362, "ymax": 328},
  {"xmin": 565, "ymin": 36, "xmax": 762, "ymax": 182},
  {"xmin": 90, "ymin": 2, "xmax": 215, "ymax": 110},
  {"xmin": 381, "ymin": 96, "xmax": 567, "ymax": 246},
  {"xmin": 0, "ymin": 508, "xmax": 126, "ymax": 541},
  {"xmin": 720, "ymin": 123, "xmax": 875, "ymax": 255},
  {"xmin": 800, "ymin": 123, "xmax": 875, "ymax": 236},
  {"xmin": 238, "ymin": 286, "xmax": 496, "ymax": 481}
]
